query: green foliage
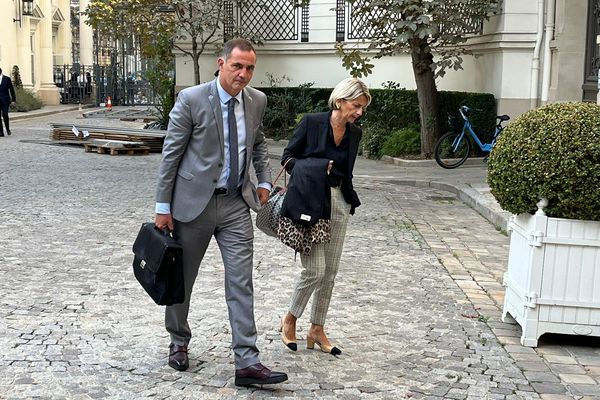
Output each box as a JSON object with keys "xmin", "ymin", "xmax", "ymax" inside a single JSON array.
[
  {"xmin": 438, "ymin": 91, "xmax": 497, "ymax": 141},
  {"xmin": 258, "ymin": 85, "xmax": 329, "ymax": 139},
  {"xmin": 85, "ymin": 0, "xmax": 176, "ymax": 127},
  {"xmin": 338, "ymin": 0, "xmax": 502, "ymax": 79},
  {"xmin": 10, "ymin": 88, "xmax": 43, "ymax": 112},
  {"xmin": 361, "ymin": 88, "xmax": 496, "ymax": 158},
  {"xmin": 334, "ymin": 0, "xmax": 502, "ymax": 156},
  {"xmin": 335, "ymin": 42, "xmax": 374, "ymax": 78},
  {"xmin": 361, "ymin": 126, "xmax": 390, "ymax": 159},
  {"xmin": 261, "ymin": 73, "xmax": 291, "ymax": 88},
  {"xmin": 361, "ymin": 88, "xmax": 420, "ymax": 132},
  {"xmin": 259, "ymin": 85, "xmax": 495, "ymax": 157},
  {"xmin": 141, "ymin": 32, "xmax": 176, "ymax": 130},
  {"xmin": 11, "ymin": 66, "xmax": 23, "ymax": 89},
  {"xmin": 381, "ymin": 126, "xmax": 421, "ymax": 157},
  {"xmin": 488, "ymin": 102, "xmax": 600, "ymax": 221}
]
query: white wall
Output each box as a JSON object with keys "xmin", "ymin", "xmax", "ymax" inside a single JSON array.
[{"xmin": 173, "ymin": 0, "xmax": 585, "ymax": 118}]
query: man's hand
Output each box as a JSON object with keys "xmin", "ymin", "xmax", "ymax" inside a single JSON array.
[
  {"xmin": 257, "ymin": 187, "xmax": 270, "ymax": 205},
  {"xmin": 155, "ymin": 213, "xmax": 174, "ymax": 232}
]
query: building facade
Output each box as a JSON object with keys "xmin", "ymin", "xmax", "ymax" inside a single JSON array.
[
  {"xmin": 177, "ymin": 0, "xmax": 592, "ymax": 118},
  {"xmin": 0, "ymin": 0, "xmax": 94, "ymax": 105}
]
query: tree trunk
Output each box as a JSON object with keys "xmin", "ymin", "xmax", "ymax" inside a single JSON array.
[
  {"xmin": 192, "ymin": 38, "xmax": 200, "ymax": 85},
  {"xmin": 410, "ymin": 40, "xmax": 439, "ymax": 159}
]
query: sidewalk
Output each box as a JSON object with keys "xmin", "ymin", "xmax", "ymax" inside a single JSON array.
[{"xmin": 10, "ymin": 104, "xmax": 87, "ymax": 121}]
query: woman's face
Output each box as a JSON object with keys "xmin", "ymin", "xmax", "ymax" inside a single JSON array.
[{"xmin": 338, "ymin": 95, "xmax": 369, "ymax": 124}]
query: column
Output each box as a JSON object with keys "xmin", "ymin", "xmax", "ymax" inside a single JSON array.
[
  {"xmin": 37, "ymin": 0, "xmax": 60, "ymax": 104},
  {"xmin": 79, "ymin": 0, "xmax": 94, "ymax": 66}
]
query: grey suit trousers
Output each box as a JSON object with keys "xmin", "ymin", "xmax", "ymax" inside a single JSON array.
[{"xmin": 166, "ymin": 191, "xmax": 260, "ymax": 369}]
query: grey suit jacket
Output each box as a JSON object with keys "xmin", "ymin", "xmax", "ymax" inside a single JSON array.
[{"xmin": 155, "ymin": 79, "xmax": 271, "ymax": 222}]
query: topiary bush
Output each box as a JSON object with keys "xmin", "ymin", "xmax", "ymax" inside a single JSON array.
[{"xmin": 487, "ymin": 102, "xmax": 600, "ymax": 221}]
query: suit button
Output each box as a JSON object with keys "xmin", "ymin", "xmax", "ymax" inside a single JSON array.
[
  {"xmin": 213, "ymin": 179, "xmax": 218, "ymax": 183},
  {"xmin": 218, "ymin": 163, "xmax": 223, "ymax": 167}
]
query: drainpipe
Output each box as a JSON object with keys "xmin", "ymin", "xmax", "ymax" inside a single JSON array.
[
  {"xmin": 541, "ymin": 0, "xmax": 556, "ymax": 104},
  {"xmin": 530, "ymin": 0, "xmax": 545, "ymax": 109}
]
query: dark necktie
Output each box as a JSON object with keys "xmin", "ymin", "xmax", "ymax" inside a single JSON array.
[{"xmin": 227, "ymin": 98, "xmax": 239, "ymax": 194}]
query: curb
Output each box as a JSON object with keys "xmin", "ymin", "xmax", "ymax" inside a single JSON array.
[
  {"xmin": 381, "ymin": 155, "xmax": 487, "ymax": 168},
  {"xmin": 11, "ymin": 105, "xmax": 94, "ymax": 121}
]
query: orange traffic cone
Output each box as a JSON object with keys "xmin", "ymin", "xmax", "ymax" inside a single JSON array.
[{"xmin": 106, "ymin": 96, "xmax": 112, "ymax": 111}]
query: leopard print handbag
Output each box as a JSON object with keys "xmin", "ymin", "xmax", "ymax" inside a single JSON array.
[{"xmin": 277, "ymin": 217, "xmax": 331, "ymax": 256}]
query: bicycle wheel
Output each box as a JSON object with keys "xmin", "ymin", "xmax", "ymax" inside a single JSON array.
[{"xmin": 434, "ymin": 132, "xmax": 471, "ymax": 169}]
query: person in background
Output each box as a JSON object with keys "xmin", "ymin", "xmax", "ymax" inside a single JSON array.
[{"xmin": 0, "ymin": 67, "xmax": 17, "ymax": 137}]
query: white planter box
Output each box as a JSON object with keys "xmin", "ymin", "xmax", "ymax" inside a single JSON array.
[{"xmin": 502, "ymin": 212, "xmax": 600, "ymax": 347}]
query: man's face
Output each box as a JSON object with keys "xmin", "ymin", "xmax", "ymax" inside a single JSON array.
[{"xmin": 218, "ymin": 47, "xmax": 256, "ymax": 96}]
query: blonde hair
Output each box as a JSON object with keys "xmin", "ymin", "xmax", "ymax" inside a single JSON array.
[{"xmin": 328, "ymin": 77, "xmax": 372, "ymax": 110}]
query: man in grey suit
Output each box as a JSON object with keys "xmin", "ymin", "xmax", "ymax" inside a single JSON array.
[{"xmin": 154, "ymin": 38, "xmax": 288, "ymax": 386}]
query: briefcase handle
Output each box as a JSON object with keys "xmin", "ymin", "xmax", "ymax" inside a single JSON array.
[{"xmin": 154, "ymin": 224, "xmax": 174, "ymax": 237}]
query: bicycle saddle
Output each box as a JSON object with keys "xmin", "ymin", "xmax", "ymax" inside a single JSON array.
[{"xmin": 496, "ymin": 115, "xmax": 510, "ymax": 121}]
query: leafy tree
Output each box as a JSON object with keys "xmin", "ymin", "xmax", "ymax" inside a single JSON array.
[
  {"xmin": 170, "ymin": 0, "xmax": 264, "ymax": 85},
  {"xmin": 85, "ymin": 0, "xmax": 176, "ymax": 127},
  {"xmin": 336, "ymin": 0, "xmax": 502, "ymax": 158}
]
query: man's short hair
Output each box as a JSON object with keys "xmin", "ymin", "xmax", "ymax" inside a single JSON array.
[{"xmin": 222, "ymin": 38, "xmax": 255, "ymax": 60}]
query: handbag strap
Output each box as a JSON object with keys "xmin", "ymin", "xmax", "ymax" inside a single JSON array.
[{"xmin": 273, "ymin": 157, "xmax": 292, "ymax": 187}]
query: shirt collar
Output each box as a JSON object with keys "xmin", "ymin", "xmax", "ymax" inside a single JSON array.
[{"xmin": 216, "ymin": 78, "xmax": 242, "ymax": 105}]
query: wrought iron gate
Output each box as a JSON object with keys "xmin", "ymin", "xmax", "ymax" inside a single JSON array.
[{"xmin": 54, "ymin": 62, "xmax": 157, "ymax": 106}]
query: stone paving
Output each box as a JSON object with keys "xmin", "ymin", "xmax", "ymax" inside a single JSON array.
[{"xmin": 0, "ymin": 109, "xmax": 599, "ymax": 399}]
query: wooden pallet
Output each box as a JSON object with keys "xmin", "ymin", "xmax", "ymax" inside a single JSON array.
[
  {"xmin": 50, "ymin": 123, "xmax": 165, "ymax": 153},
  {"xmin": 84, "ymin": 143, "xmax": 151, "ymax": 156}
]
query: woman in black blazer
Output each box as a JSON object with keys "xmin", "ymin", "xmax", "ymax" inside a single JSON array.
[{"xmin": 280, "ymin": 78, "xmax": 371, "ymax": 355}]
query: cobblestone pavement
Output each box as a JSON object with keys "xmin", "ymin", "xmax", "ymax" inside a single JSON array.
[{"xmin": 0, "ymin": 112, "xmax": 599, "ymax": 399}]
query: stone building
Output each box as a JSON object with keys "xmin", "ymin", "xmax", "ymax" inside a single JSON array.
[
  {"xmin": 0, "ymin": 0, "xmax": 93, "ymax": 105},
  {"xmin": 178, "ymin": 0, "xmax": 594, "ymax": 117}
]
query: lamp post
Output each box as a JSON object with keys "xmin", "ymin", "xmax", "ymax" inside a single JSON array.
[{"xmin": 13, "ymin": 0, "xmax": 34, "ymax": 26}]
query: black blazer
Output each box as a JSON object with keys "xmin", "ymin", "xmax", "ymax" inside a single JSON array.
[
  {"xmin": 0, "ymin": 75, "xmax": 16, "ymax": 107},
  {"xmin": 282, "ymin": 111, "xmax": 362, "ymax": 214},
  {"xmin": 281, "ymin": 158, "xmax": 331, "ymax": 224}
]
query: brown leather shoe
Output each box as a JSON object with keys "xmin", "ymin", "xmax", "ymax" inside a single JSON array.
[
  {"xmin": 168, "ymin": 343, "xmax": 189, "ymax": 371},
  {"xmin": 234, "ymin": 363, "xmax": 288, "ymax": 386}
]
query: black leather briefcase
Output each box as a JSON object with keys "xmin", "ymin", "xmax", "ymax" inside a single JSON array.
[{"xmin": 132, "ymin": 223, "xmax": 185, "ymax": 306}]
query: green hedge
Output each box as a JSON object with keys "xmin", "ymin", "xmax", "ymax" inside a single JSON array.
[
  {"xmin": 258, "ymin": 86, "xmax": 497, "ymax": 158},
  {"xmin": 9, "ymin": 88, "xmax": 43, "ymax": 112}
]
